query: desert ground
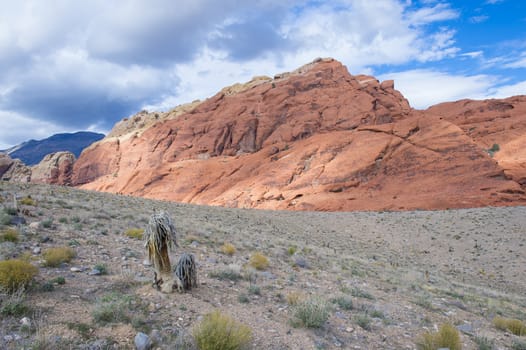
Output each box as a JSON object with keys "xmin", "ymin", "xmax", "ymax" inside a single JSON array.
[{"xmin": 0, "ymin": 182, "xmax": 525, "ymax": 349}]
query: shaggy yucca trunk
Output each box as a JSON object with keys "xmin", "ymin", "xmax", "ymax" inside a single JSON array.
[
  {"xmin": 175, "ymin": 253, "xmax": 197, "ymax": 291},
  {"xmin": 144, "ymin": 211, "xmax": 180, "ymax": 293}
]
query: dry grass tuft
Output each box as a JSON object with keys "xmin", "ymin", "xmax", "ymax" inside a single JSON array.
[
  {"xmin": 249, "ymin": 252, "xmax": 269, "ymax": 270},
  {"xmin": 417, "ymin": 323, "xmax": 461, "ymax": 350},
  {"xmin": 291, "ymin": 296, "xmax": 331, "ymax": 328},
  {"xmin": 286, "ymin": 291, "xmax": 305, "ymax": 306},
  {"xmin": 124, "ymin": 228, "xmax": 144, "ymax": 240},
  {"xmin": 193, "ymin": 310, "xmax": 252, "ymax": 350},
  {"xmin": 220, "ymin": 243, "xmax": 236, "ymax": 256},
  {"xmin": 493, "ymin": 316, "xmax": 526, "ymax": 336},
  {"xmin": 0, "ymin": 228, "xmax": 19, "ymax": 242},
  {"xmin": 42, "ymin": 247, "xmax": 76, "ymax": 267},
  {"xmin": 0, "ymin": 259, "xmax": 38, "ymax": 292}
]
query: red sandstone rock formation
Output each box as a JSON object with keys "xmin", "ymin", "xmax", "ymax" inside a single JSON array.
[
  {"xmin": 427, "ymin": 96, "xmax": 526, "ymax": 186},
  {"xmin": 0, "ymin": 151, "xmax": 76, "ymax": 185},
  {"xmin": 31, "ymin": 152, "xmax": 76, "ymax": 185},
  {"xmin": 72, "ymin": 59, "xmax": 526, "ymax": 211},
  {"xmin": 0, "ymin": 153, "xmax": 31, "ymax": 182}
]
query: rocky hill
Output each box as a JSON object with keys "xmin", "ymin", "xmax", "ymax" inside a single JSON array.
[
  {"xmin": 0, "ymin": 151, "xmax": 76, "ymax": 185},
  {"xmin": 3, "ymin": 131, "xmax": 104, "ymax": 166},
  {"xmin": 70, "ymin": 58, "xmax": 526, "ymax": 211}
]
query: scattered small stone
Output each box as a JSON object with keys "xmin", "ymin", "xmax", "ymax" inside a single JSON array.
[
  {"xmin": 150, "ymin": 329, "xmax": 162, "ymax": 344},
  {"xmin": 346, "ymin": 327, "xmax": 354, "ymax": 333},
  {"xmin": 294, "ymin": 256, "xmax": 309, "ymax": 269},
  {"xmin": 88, "ymin": 268, "xmax": 102, "ymax": 276},
  {"xmin": 29, "ymin": 222, "xmax": 40, "ymax": 229},
  {"xmin": 456, "ymin": 323, "xmax": 473, "ymax": 335},
  {"xmin": 135, "ymin": 332, "xmax": 152, "ymax": 350},
  {"xmin": 32, "ymin": 247, "xmax": 41, "ymax": 254},
  {"xmin": 190, "ymin": 241, "xmax": 199, "ymax": 248},
  {"xmin": 10, "ymin": 216, "xmax": 26, "ymax": 225},
  {"xmin": 70, "ymin": 267, "xmax": 83, "ymax": 272},
  {"xmin": 142, "ymin": 259, "xmax": 151, "ymax": 266},
  {"xmin": 206, "ymin": 257, "xmax": 218, "ymax": 264},
  {"xmin": 20, "ymin": 317, "xmax": 31, "ymax": 328}
]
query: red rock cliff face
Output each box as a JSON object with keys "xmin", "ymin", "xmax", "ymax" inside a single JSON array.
[{"xmin": 72, "ymin": 59, "xmax": 526, "ymax": 211}]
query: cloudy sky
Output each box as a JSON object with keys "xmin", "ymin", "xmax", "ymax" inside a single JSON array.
[{"xmin": 0, "ymin": 0, "xmax": 525, "ymax": 148}]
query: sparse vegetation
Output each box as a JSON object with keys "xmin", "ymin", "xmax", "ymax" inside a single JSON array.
[
  {"xmin": 286, "ymin": 291, "xmax": 304, "ymax": 305},
  {"xmin": 210, "ymin": 264, "xmax": 242, "ymax": 281},
  {"xmin": 417, "ymin": 323, "xmax": 462, "ymax": 350},
  {"xmin": 332, "ymin": 295, "xmax": 353, "ymax": 310},
  {"xmin": 0, "ymin": 259, "xmax": 38, "ymax": 292},
  {"xmin": 249, "ymin": 252, "xmax": 269, "ymax": 270},
  {"xmin": 493, "ymin": 316, "xmax": 526, "ymax": 336},
  {"xmin": 474, "ymin": 336, "xmax": 495, "ymax": 350},
  {"xmin": 124, "ymin": 228, "xmax": 144, "ymax": 239},
  {"xmin": 94, "ymin": 263, "xmax": 108, "ymax": 275},
  {"xmin": 193, "ymin": 310, "xmax": 252, "ymax": 350},
  {"xmin": 511, "ymin": 339, "xmax": 526, "ymax": 350},
  {"xmin": 42, "ymin": 246, "xmax": 76, "ymax": 267},
  {"xmin": 355, "ymin": 313, "xmax": 372, "ymax": 331},
  {"xmin": 40, "ymin": 218, "xmax": 54, "ymax": 229},
  {"xmin": 92, "ymin": 292, "xmax": 145, "ymax": 327},
  {"xmin": 291, "ymin": 296, "xmax": 331, "ymax": 328},
  {"xmin": 0, "ymin": 287, "xmax": 29, "ymax": 317},
  {"xmin": 0, "ymin": 228, "xmax": 19, "ymax": 242},
  {"xmin": 19, "ymin": 196, "xmax": 36, "ymax": 206},
  {"xmin": 220, "ymin": 242, "xmax": 236, "ymax": 255}
]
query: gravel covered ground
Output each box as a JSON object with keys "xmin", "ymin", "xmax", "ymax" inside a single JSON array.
[{"xmin": 0, "ymin": 182, "xmax": 525, "ymax": 349}]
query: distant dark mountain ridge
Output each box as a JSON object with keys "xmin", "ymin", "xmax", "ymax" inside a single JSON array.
[{"xmin": 3, "ymin": 131, "xmax": 105, "ymax": 165}]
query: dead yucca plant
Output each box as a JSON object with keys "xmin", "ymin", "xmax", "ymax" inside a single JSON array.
[
  {"xmin": 175, "ymin": 253, "xmax": 198, "ymax": 291},
  {"xmin": 144, "ymin": 211, "xmax": 181, "ymax": 293}
]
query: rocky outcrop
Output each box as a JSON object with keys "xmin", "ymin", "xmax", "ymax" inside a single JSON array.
[
  {"xmin": 0, "ymin": 151, "xmax": 76, "ymax": 184},
  {"xmin": 0, "ymin": 154, "xmax": 32, "ymax": 182},
  {"xmin": 427, "ymin": 96, "xmax": 526, "ymax": 186},
  {"xmin": 31, "ymin": 152, "xmax": 76, "ymax": 185},
  {"xmin": 71, "ymin": 58, "xmax": 526, "ymax": 211}
]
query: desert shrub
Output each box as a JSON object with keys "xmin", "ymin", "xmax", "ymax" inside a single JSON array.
[
  {"xmin": 0, "ymin": 211, "xmax": 11, "ymax": 225},
  {"xmin": 238, "ymin": 293, "xmax": 249, "ymax": 303},
  {"xmin": 287, "ymin": 246, "xmax": 297, "ymax": 255},
  {"xmin": 124, "ymin": 228, "xmax": 144, "ymax": 239},
  {"xmin": 40, "ymin": 281, "xmax": 54, "ymax": 292},
  {"xmin": 487, "ymin": 143, "xmax": 500, "ymax": 156},
  {"xmin": 291, "ymin": 296, "xmax": 331, "ymax": 328},
  {"xmin": 355, "ymin": 314, "xmax": 372, "ymax": 330},
  {"xmin": 0, "ymin": 287, "xmax": 29, "ymax": 316},
  {"xmin": 249, "ymin": 252, "xmax": 269, "ymax": 270},
  {"xmin": 40, "ymin": 218, "xmax": 53, "ymax": 229},
  {"xmin": 210, "ymin": 264, "xmax": 242, "ymax": 281},
  {"xmin": 247, "ymin": 285, "xmax": 261, "ymax": 295},
  {"xmin": 3, "ymin": 207, "xmax": 18, "ymax": 215},
  {"xmin": 474, "ymin": 336, "xmax": 495, "ymax": 350},
  {"xmin": 193, "ymin": 310, "xmax": 252, "ymax": 350},
  {"xmin": 51, "ymin": 276, "xmax": 66, "ymax": 285},
  {"xmin": 92, "ymin": 292, "xmax": 146, "ymax": 326},
  {"xmin": 493, "ymin": 316, "xmax": 526, "ymax": 336},
  {"xmin": 43, "ymin": 247, "xmax": 76, "ymax": 267},
  {"xmin": 0, "ymin": 259, "xmax": 38, "ymax": 292},
  {"xmin": 417, "ymin": 323, "xmax": 461, "ymax": 350},
  {"xmin": 220, "ymin": 243, "xmax": 236, "ymax": 256},
  {"xmin": 332, "ymin": 295, "xmax": 353, "ymax": 310},
  {"xmin": 94, "ymin": 263, "xmax": 108, "ymax": 275},
  {"xmin": 58, "ymin": 217, "xmax": 68, "ymax": 224},
  {"xmin": 19, "ymin": 196, "xmax": 36, "ymax": 206},
  {"xmin": 351, "ymin": 287, "xmax": 374, "ymax": 300},
  {"xmin": 512, "ymin": 339, "xmax": 526, "ymax": 350},
  {"xmin": 286, "ymin": 291, "xmax": 304, "ymax": 306},
  {"xmin": 0, "ymin": 228, "xmax": 19, "ymax": 242}
]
